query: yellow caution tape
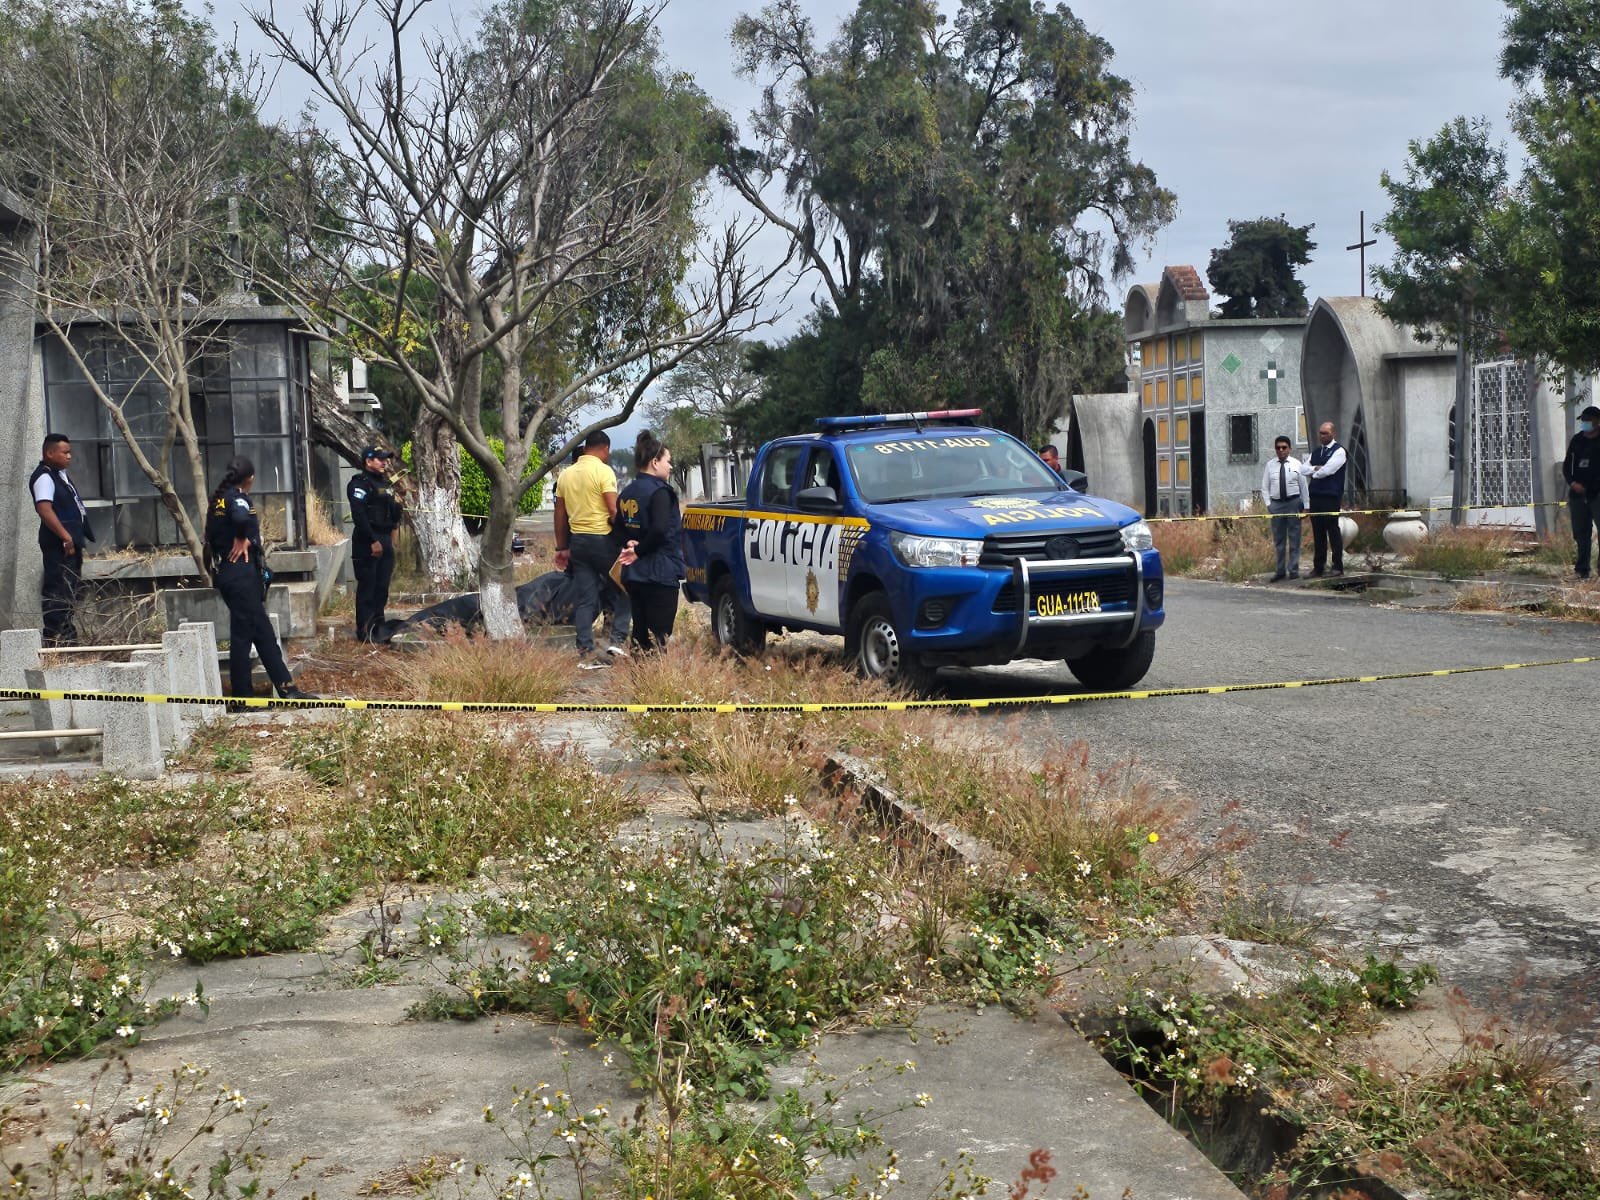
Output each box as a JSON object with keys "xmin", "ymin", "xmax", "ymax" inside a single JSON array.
[
  {"xmin": 1149, "ymin": 500, "xmax": 1573, "ymax": 524},
  {"xmin": 1, "ymin": 656, "xmax": 1593, "ymax": 714}
]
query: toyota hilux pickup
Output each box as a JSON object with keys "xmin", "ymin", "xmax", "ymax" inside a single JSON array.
[{"xmin": 679, "ymin": 409, "xmax": 1164, "ymax": 692}]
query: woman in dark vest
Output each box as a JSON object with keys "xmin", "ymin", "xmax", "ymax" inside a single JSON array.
[
  {"xmin": 204, "ymin": 456, "xmax": 318, "ymax": 705},
  {"xmin": 614, "ymin": 431, "xmax": 685, "ymax": 651}
]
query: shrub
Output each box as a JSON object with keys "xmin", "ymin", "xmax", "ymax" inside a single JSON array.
[
  {"xmin": 400, "ymin": 436, "xmax": 544, "ymax": 521},
  {"xmin": 1406, "ymin": 527, "xmax": 1513, "ymax": 578}
]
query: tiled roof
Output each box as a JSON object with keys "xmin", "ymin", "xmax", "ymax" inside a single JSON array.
[{"xmin": 1163, "ymin": 265, "xmax": 1209, "ymax": 301}]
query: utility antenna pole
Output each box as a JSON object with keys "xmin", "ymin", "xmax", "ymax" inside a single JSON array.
[{"xmin": 1346, "ymin": 210, "xmax": 1377, "ymax": 297}]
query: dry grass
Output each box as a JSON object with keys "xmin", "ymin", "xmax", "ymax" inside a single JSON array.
[
  {"xmin": 1549, "ymin": 577, "xmax": 1600, "ymax": 623},
  {"xmin": 1407, "ymin": 527, "xmax": 1516, "ymax": 578},
  {"xmin": 387, "ymin": 626, "xmax": 579, "ymax": 705},
  {"xmin": 292, "ymin": 637, "xmax": 414, "ymax": 699},
  {"xmin": 618, "ymin": 632, "xmax": 905, "ymax": 812},
  {"xmin": 305, "ymin": 491, "xmax": 344, "ymax": 547},
  {"xmin": 1451, "ymin": 582, "xmax": 1519, "ymax": 612},
  {"xmin": 1214, "ymin": 517, "xmax": 1276, "ymax": 581},
  {"xmin": 1151, "ymin": 520, "xmax": 1214, "ymax": 575},
  {"xmin": 858, "ymin": 725, "xmax": 1190, "ymax": 901}
]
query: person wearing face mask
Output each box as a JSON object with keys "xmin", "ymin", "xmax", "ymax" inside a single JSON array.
[{"xmin": 1563, "ymin": 405, "xmax": 1600, "ymax": 580}]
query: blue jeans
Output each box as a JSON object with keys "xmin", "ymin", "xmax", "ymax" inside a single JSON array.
[
  {"xmin": 568, "ymin": 533, "xmax": 631, "ymax": 652},
  {"xmin": 1571, "ymin": 492, "xmax": 1600, "ymax": 577}
]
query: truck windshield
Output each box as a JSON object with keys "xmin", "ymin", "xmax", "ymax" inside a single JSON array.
[{"xmin": 845, "ymin": 432, "xmax": 1061, "ymax": 503}]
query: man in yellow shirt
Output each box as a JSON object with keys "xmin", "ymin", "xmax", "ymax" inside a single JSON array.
[{"xmin": 553, "ymin": 430, "xmax": 631, "ymax": 662}]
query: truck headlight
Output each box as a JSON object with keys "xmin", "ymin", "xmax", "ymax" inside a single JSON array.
[
  {"xmin": 890, "ymin": 531, "xmax": 984, "ymax": 568},
  {"xmin": 1120, "ymin": 520, "xmax": 1154, "ymax": 552}
]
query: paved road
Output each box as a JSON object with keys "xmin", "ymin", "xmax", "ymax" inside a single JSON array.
[{"xmin": 945, "ymin": 579, "xmax": 1600, "ymax": 1065}]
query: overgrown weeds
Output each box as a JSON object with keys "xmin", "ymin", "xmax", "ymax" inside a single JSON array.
[
  {"xmin": 1214, "ymin": 517, "xmax": 1276, "ymax": 581},
  {"xmin": 624, "ymin": 639, "xmax": 902, "ymax": 813},
  {"xmin": 2, "ymin": 1057, "xmax": 271, "ymax": 1199},
  {"xmin": 1151, "ymin": 520, "xmax": 1213, "ymax": 575},
  {"xmin": 858, "ymin": 730, "xmax": 1187, "ymax": 912},
  {"xmin": 1407, "ymin": 528, "xmax": 1515, "ymax": 578},
  {"xmin": 388, "ymin": 626, "xmax": 578, "ymax": 704},
  {"xmin": 288, "ymin": 714, "xmax": 636, "ymax": 882},
  {"xmin": 415, "ymin": 814, "xmax": 1070, "ymax": 1099}
]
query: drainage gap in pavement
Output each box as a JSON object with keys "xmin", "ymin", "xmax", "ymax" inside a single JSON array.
[{"xmin": 1094, "ymin": 1028, "xmax": 1414, "ymax": 1200}]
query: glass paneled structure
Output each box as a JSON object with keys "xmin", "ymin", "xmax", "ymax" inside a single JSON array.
[{"xmin": 40, "ymin": 318, "xmax": 311, "ymax": 551}]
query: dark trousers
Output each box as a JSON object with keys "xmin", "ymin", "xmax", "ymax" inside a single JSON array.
[
  {"xmin": 39, "ymin": 535, "xmax": 83, "ymax": 646},
  {"xmin": 1572, "ymin": 492, "xmax": 1600, "ymax": 577},
  {"xmin": 1309, "ymin": 493, "xmax": 1344, "ymax": 572},
  {"xmin": 626, "ymin": 581, "xmax": 679, "ymax": 652},
  {"xmin": 1267, "ymin": 498, "xmax": 1303, "ymax": 575},
  {"xmin": 569, "ymin": 533, "xmax": 629, "ymax": 653},
  {"xmin": 353, "ymin": 542, "xmax": 395, "ymax": 640},
  {"xmin": 216, "ymin": 560, "xmax": 291, "ymax": 697}
]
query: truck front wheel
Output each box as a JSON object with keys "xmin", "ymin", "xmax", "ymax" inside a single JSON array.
[
  {"xmin": 711, "ymin": 576, "xmax": 766, "ymax": 656},
  {"xmin": 847, "ymin": 593, "xmax": 935, "ymax": 693},
  {"xmin": 1064, "ymin": 629, "xmax": 1156, "ymax": 692}
]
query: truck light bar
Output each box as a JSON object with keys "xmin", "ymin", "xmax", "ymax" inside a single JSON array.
[{"xmin": 815, "ymin": 408, "xmax": 984, "ymax": 431}]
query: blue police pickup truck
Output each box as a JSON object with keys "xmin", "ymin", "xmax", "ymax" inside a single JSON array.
[{"xmin": 679, "ymin": 409, "xmax": 1164, "ymax": 692}]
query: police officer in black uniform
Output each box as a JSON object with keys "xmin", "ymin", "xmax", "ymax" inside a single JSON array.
[
  {"xmin": 29, "ymin": 432, "xmax": 93, "ymax": 646},
  {"xmin": 348, "ymin": 446, "xmax": 403, "ymax": 642},
  {"xmin": 205, "ymin": 455, "xmax": 317, "ymax": 705}
]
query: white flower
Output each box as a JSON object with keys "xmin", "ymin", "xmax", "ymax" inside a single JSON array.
[{"xmin": 116, "ymin": 1024, "xmax": 135, "ymax": 1038}]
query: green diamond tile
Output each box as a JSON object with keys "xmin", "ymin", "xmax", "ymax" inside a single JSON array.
[{"xmin": 1221, "ymin": 352, "xmax": 1242, "ymax": 374}]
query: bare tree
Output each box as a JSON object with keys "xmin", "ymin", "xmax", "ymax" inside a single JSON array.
[
  {"xmin": 0, "ymin": 0, "xmax": 270, "ymax": 580},
  {"xmin": 254, "ymin": 0, "xmax": 779, "ymax": 635}
]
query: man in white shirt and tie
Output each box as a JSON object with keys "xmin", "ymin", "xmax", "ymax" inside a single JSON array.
[{"xmin": 1261, "ymin": 435, "xmax": 1310, "ymax": 581}]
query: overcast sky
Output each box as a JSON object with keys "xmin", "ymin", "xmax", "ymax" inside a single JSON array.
[
  {"xmin": 218, "ymin": 0, "xmax": 1521, "ymax": 435},
  {"xmin": 225, "ymin": 0, "xmax": 1520, "ymax": 322},
  {"xmin": 652, "ymin": 0, "xmax": 1520, "ymax": 315}
]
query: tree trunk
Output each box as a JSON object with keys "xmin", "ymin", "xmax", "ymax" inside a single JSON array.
[
  {"xmin": 308, "ymin": 372, "xmax": 386, "ymax": 467},
  {"xmin": 478, "ymin": 478, "xmax": 523, "ymax": 640},
  {"xmin": 409, "ymin": 407, "xmax": 477, "ymax": 585}
]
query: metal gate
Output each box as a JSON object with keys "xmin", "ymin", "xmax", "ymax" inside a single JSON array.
[{"xmin": 1470, "ymin": 358, "xmax": 1532, "ymax": 507}]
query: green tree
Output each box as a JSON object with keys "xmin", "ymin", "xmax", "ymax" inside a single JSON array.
[
  {"xmin": 649, "ymin": 407, "xmax": 724, "ymax": 492},
  {"xmin": 1371, "ymin": 116, "xmax": 1510, "ymax": 354},
  {"xmin": 1206, "ymin": 216, "xmax": 1317, "ymax": 319},
  {"xmin": 0, "ymin": 0, "xmax": 277, "ymax": 578},
  {"xmin": 1495, "ymin": 0, "xmax": 1600, "ymax": 373},
  {"xmin": 1375, "ymin": 1, "xmax": 1600, "ymax": 375},
  {"xmin": 258, "ymin": 0, "xmax": 773, "ymax": 636},
  {"xmin": 727, "ymin": 0, "xmax": 1171, "ymax": 441}
]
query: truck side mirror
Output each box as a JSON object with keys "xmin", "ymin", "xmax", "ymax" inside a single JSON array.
[
  {"xmin": 796, "ymin": 485, "xmax": 840, "ymax": 513},
  {"xmin": 1060, "ymin": 469, "xmax": 1088, "ymax": 492}
]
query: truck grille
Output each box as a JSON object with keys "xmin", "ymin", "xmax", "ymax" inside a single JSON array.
[
  {"xmin": 994, "ymin": 573, "xmax": 1135, "ymax": 613},
  {"xmin": 979, "ymin": 527, "xmax": 1125, "ymax": 565}
]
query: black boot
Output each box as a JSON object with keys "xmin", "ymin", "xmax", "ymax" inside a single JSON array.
[{"xmin": 275, "ymin": 684, "xmax": 320, "ymax": 701}]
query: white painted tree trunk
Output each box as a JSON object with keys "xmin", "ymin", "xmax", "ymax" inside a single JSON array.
[
  {"xmin": 479, "ymin": 570, "xmax": 522, "ymax": 640},
  {"xmin": 409, "ymin": 407, "xmax": 477, "ymax": 586},
  {"xmin": 410, "ymin": 482, "xmax": 479, "ymax": 586}
]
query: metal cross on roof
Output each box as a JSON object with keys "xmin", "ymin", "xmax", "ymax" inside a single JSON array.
[{"xmin": 1346, "ymin": 210, "xmax": 1378, "ymax": 297}]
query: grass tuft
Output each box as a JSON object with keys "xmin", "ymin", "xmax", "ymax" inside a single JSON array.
[{"xmin": 1407, "ymin": 527, "xmax": 1515, "ymax": 578}]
